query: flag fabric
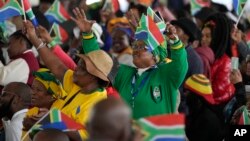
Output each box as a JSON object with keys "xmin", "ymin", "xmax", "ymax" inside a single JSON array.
[
  {"xmin": 147, "ymin": 15, "xmax": 165, "ymax": 50},
  {"xmin": 112, "ymin": 0, "xmax": 119, "ymax": 12},
  {"xmin": 147, "ymin": 7, "xmax": 166, "ymax": 33},
  {"xmin": 238, "ymin": 106, "xmax": 250, "ymax": 125},
  {"xmin": 23, "ymin": 0, "xmax": 38, "ymax": 27},
  {"xmin": 135, "ymin": 14, "xmax": 148, "ymax": 40},
  {"xmin": 0, "ymin": 0, "xmax": 24, "ymax": 22},
  {"xmin": 135, "ymin": 11, "xmax": 167, "ymax": 63},
  {"xmin": 50, "ymin": 23, "xmax": 69, "ymax": 44},
  {"xmin": 31, "ymin": 109, "xmax": 84, "ymax": 132},
  {"xmin": 45, "ymin": 0, "xmax": 70, "ymax": 24},
  {"xmin": 135, "ymin": 14, "xmax": 164, "ymax": 51},
  {"xmin": 233, "ymin": 0, "xmax": 248, "ymax": 16},
  {"xmin": 0, "ymin": 0, "xmax": 6, "ymax": 7},
  {"xmin": 190, "ymin": 0, "xmax": 210, "ymax": 15},
  {"xmin": 136, "ymin": 114, "xmax": 185, "ymax": 141}
]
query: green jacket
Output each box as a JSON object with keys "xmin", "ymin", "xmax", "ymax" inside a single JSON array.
[{"xmin": 82, "ymin": 32, "xmax": 188, "ymax": 119}]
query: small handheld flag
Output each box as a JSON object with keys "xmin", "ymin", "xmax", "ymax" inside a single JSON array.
[
  {"xmin": 233, "ymin": 0, "xmax": 248, "ymax": 16},
  {"xmin": 0, "ymin": 0, "xmax": 24, "ymax": 22},
  {"xmin": 135, "ymin": 14, "xmax": 164, "ymax": 51},
  {"xmin": 45, "ymin": 0, "xmax": 70, "ymax": 24},
  {"xmin": 147, "ymin": 7, "xmax": 166, "ymax": 33},
  {"xmin": 50, "ymin": 23, "xmax": 69, "ymax": 44},
  {"xmin": 22, "ymin": 0, "xmax": 39, "ymax": 27},
  {"xmin": 233, "ymin": 0, "xmax": 249, "ymax": 26},
  {"xmin": 134, "ymin": 7, "xmax": 168, "ymax": 63},
  {"xmin": 22, "ymin": 109, "xmax": 84, "ymax": 141},
  {"xmin": 190, "ymin": 0, "xmax": 210, "ymax": 15},
  {"xmin": 238, "ymin": 106, "xmax": 250, "ymax": 125},
  {"xmin": 136, "ymin": 114, "xmax": 185, "ymax": 141}
]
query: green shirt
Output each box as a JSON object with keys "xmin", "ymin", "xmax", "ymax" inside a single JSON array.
[{"xmin": 81, "ymin": 32, "xmax": 188, "ymax": 119}]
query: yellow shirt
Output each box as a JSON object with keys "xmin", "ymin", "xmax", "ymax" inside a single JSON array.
[{"xmin": 52, "ymin": 70, "xmax": 107, "ymax": 139}]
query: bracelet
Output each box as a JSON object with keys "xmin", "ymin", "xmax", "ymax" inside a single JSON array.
[
  {"xmin": 47, "ymin": 40, "xmax": 57, "ymax": 49},
  {"xmin": 37, "ymin": 42, "xmax": 46, "ymax": 51}
]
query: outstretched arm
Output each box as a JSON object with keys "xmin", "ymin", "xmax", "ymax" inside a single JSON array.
[
  {"xmin": 23, "ymin": 20, "xmax": 67, "ymax": 82},
  {"xmin": 71, "ymin": 8, "xmax": 100, "ymax": 54},
  {"xmin": 162, "ymin": 23, "xmax": 188, "ymax": 88},
  {"xmin": 37, "ymin": 25, "xmax": 76, "ymax": 70}
]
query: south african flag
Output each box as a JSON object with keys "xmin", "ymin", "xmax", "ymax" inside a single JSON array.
[
  {"xmin": 45, "ymin": 0, "xmax": 70, "ymax": 24},
  {"xmin": 233, "ymin": 0, "xmax": 248, "ymax": 16},
  {"xmin": 136, "ymin": 114, "xmax": 185, "ymax": 141}
]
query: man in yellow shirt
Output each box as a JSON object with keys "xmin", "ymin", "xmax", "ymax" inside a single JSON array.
[{"xmin": 23, "ymin": 8, "xmax": 113, "ymax": 140}]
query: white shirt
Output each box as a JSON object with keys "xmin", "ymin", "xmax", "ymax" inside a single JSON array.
[
  {"xmin": 2, "ymin": 109, "xmax": 28, "ymax": 141},
  {"xmin": 0, "ymin": 57, "xmax": 29, "ymax": 86}
]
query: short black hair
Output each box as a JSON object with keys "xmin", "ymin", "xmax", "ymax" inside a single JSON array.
[{"xmin": 10, "ymin": 30, "xmax": 33, "ymax": 49}]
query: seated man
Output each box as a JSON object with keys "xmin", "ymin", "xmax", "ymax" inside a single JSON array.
[{"xmin": 0, "ymin": 82, "xmax": 31, "ymax": 141}]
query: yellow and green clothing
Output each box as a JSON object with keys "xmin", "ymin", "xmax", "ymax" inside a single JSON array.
[
  {"xmin": 22, "ymin": 70, "xmax": 107, "ymax": 140},
  {"xmin": 81, "ymin": 32, "xmax": 188, "ymax": 119},
  {"xmin": 51, "ymin": 70, "xmax": 107, "ymax": 139}
]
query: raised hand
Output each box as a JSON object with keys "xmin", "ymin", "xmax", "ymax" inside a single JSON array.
[
  {"xmin": 23, "ymin": 20, "xmax": 38, "ymax": 43},
  {"xmin": 230, "ymin": 69, "xmax": 242, "ymax": 84},
  {"xmin": 37, "ymin": 25, "xmax": 53, "ymax": 43},
  {"xmin": 165, "ymin": 23, "xmax": 177, "ymax": 40},
  {"xmin": 31, "ymin": 108, "xmax": 49, "ymax": 121},
  {"xmin": 71, "ymin": 7, "xmax": 95, "ymax": 33},
  {"xmin": 126, "ymin": 10, "xmax": 139, "ymax": 33}
]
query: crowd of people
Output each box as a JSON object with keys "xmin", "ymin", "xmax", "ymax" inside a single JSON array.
[{"xmin": 0, "ymin": 0, "xmax": 250, "ymax": 141}]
